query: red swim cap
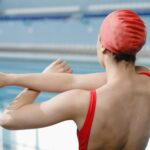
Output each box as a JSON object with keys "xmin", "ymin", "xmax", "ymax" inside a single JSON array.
[{"xmin": 99, "ymin": 10, "xmax": 146, "ymax": 55}]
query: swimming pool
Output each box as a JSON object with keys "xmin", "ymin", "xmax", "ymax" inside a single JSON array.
[{"xmin": 0, "ymin": 56, "xmax": 150, "ymax": 150}]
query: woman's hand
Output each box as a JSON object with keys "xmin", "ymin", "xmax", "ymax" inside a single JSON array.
[{"xmin": 43, "ymin": 59, "xmax": 72, "ymax": 74}]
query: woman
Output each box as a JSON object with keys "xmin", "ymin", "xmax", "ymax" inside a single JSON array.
[{"xmin": 0, "ymin": 10, "xmax": 150, "ymax": 150}]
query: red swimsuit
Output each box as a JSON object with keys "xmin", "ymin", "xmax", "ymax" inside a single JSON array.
[
  {"xmin": 77, "ymin": 72, "xmax": 150, "ymax": 150},
  {"xmin": 77, "ymin": 90, "xmax": 96, "ymax": 150},
  {"xmin": 138, "ymin": 72, "xmax": 150, "ymax": 77}
]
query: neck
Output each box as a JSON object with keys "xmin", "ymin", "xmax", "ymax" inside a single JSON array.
[{"xmin": 104, "ymin": 53, "xmax": 136, "ymax": 83}]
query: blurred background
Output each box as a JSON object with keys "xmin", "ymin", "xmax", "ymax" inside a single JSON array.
[{"xmin": 0, "ymin": 0, "xmax": 149, "ymax": 150}]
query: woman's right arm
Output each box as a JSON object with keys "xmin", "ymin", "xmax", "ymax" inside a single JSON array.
[
  {"xmin": 1, "ymin": 65, "xmax": 149, "ymax": 92},
  {"xmin": 3, "ymin": 72, "xmax": 106, "ymax": 92}
]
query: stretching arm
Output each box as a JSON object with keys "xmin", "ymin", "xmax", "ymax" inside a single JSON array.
[
  {"xmin": 1, "ymin": 65, "xmax": 149, "ymax": 92},
  {"xmin": 5, "ymin": 72, "xmax": 106, "ymax": 92},
  {"xmin": 0, "ymin": 89, "xmax": 85, "ymax": 130}
]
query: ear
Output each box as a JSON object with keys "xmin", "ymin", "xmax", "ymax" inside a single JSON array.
[
  {"xmin": 103, "ymin": 49, "xmax": 108, "ymax": 54},
  {"xmin": 101, "ymin": 44, "xmax": 107, "ymax": 54}
]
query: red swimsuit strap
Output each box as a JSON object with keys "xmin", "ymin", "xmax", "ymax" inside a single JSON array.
[
  {"xmin": 77, "ymin": 89, "xmax": 97, "ymax": 150},
  {"xmin": 77, "ymin": 72, "xmax": 149, "ymax": 150},
  {"xmin": 138, "ymin": 72, "xmax": 150, "ymax": 77}
]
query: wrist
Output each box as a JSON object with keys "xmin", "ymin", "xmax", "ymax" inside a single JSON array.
[{"xmin": 6, "ymin": 73, "xmax": 18, "ymax": 86}]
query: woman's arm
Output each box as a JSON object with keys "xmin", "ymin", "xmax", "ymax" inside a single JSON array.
[
  {"xmin": 0, "ymin": 89, "xmax": 85, "ymax": 130},
  {"xmin": 2, "ymin": 72, "xmax": 106, "ymax": 92},
  {"xmin": 1, "ymin": 65, "xmax": 149, "ymax": 92}
]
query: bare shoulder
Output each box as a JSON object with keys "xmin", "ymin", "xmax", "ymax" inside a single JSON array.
[
  {"xmin": 64, "ymin": 89, "xmax": 89, "ymax": 98},
  {"xmin": 59, "ymin": 89, "xmax": 90, "ymax": 108},
  {"xmin": 69, "ymin": 89, "xmax": 93, "ymax": 128},
  {"xmin": 69, "ymin": 89, "xmax": 90, "ymax": 105}
]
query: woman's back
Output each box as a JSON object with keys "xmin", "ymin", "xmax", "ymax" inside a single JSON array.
[{"xmin": 76, "ymin": 73, "xmax": 150, "ymax": 150}]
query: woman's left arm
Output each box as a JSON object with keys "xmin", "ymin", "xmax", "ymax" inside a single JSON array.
[{"xmin": 0, "ymin": 89, "xmax": 83, "ymax": 130}]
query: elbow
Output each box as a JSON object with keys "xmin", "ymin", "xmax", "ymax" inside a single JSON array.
[
  {"xmin": 0, "ymin": 113, "xmax": 16, "ymax": 130},
  {"xmin": 1, "ymin": 124, "xmax": 16, "ymax": 130}
]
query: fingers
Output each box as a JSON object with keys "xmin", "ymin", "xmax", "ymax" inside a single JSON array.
[
  {"xmin": 57, "ymin": 60, "xmax": 73, "ymax": 73},
  {"xmin": 66, "ymin": 68, "xmax": 73, "ymax": 73},
  {"xmin": 52, "ymin": 59, "xmax": 63, "ymax": 65},
  {"xmin": 43, "ymin": 59, "xmax": 73, "ymax": 74},
  {"xmin": 58, "ymin": 67, "xmax": 72, "ymax": 73}
]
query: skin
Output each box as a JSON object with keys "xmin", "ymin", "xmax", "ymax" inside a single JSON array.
[
  {"xmin": 3, "ymin": 59, "xmax": 72, "ymax": 113},
  {"xmin": 0, "ymin": 44, "xmax": 150, "ymax": 149},
  {"xmin": 0, "ymin": 59, "xmax": 72, "ymax": 123},
  {"xmin": 0, "ymin": 66, "xmax": 148, "ymax": 92}
]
